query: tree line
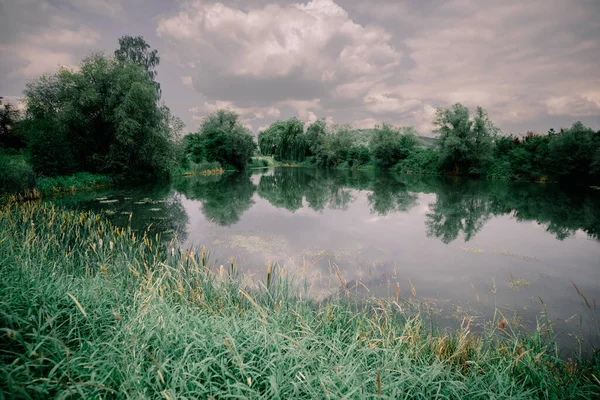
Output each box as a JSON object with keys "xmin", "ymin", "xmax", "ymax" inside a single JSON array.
[{"xmin": 1, "ymin": 35, "xmax": 600, "ymax": 193}]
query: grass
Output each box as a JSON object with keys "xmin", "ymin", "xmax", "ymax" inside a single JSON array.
[
  {"xmin": 36, "ymin": 172, "xmax": 113, "ymax": 194},
  {"xmin": 1, "ymin": 201, "xmax": 599, "ymax": 398},
  {"xmin": 248, "ymin": 156, "xmax": 279, "ymax": 168},
  {"xmin": 177, "ymin": 161, "xmax": 225, "ymax": 176}
]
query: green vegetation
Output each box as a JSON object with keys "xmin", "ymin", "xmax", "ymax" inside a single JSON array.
[
  {"xmin": 0, "ymin": 36, "xmax": 182, "ymax": 196},
  {"xmin": 0, "ymin": 151, "xmax": 35, "ymax": 193},
  {"xmin": 182, "ymin": 110, "xmax": 256, "ymax": 172},
  {"xmin": 253, "ymin": 105, "xmax": 599, "ymax": 185},
  {"xmin": 174, "ymin": 172, "xmax": 256, "ymax": 226},
  {"xmin": 258, "ymin": 118, "xmax": 307, "ymax": 162},
  {"xmin": 1, "ymin": 201, "xmax": 599, "ymax": 398},
  {"xmin": 36, "ymin": 173, "xmax": 112, "ymax": 194}
]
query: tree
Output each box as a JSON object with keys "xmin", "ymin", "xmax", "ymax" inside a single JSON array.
[
  {"xmin": 187, "ymin": 109, "xmax": 256, "ymax": 171},
  {"xmin": 369, "ymin": 124, "xmax": 417, "ymax": 170},
  {"xmin": 22, "ymin": 43, "xmax": 179, "ymax": 181},
  {"xmin": 305, "ymin": 120, "xmax": 328, "ymax": 156},
  {"xmin": 0, "ymin": 98, "xmax": 24, "ymax": 149},
  {"xmin": 258, "ymin": 118, "xmax": 306, "ymax": 162},
  {"xmin": 434, "ymin": 104, "xmax": 497, "ymax": 175},
  {"xmin": 115, "ymin": 36, "xmax": 160, "ymax": 80}
]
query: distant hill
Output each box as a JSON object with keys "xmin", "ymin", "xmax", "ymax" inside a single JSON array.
[
  {"xmin": 415, "ymin": 135, "xmax": 438, "ymax": 148},
  {"xmin": 348, "ymin": 129, "xmax": 438, "ymax": 149}
]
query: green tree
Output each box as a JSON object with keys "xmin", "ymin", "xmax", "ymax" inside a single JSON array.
[
  {"xmin": 0, "ymin": 98, "xmax": 25, "ymax": 149},
  {"xmin": 187, "ymin": 109, "xmax": 256, "ymax": 171},
  {"xmin": 22, "ymin": 45, "xmax": 179, "ymax": 181},
  {"xmin": 174, "ymin": 172, "xmax": 256, "ymax": 226},
  {"xmin": 115, "ymin": 36, "xmax": 160, "ymax": 81},
  {"xmin": 305, "ymin": 119, "xmax": 328, "ymax": 156},
  {"xmin": 434, "ymin": 104, "xmax": 497, "ymax": 175},
  {"xmin": 369, "ymin": 124, "xmax": 417, "ymax": 170},
  {"xmin": 258, "ymin": 118, "xmax": 306, "ymax": 162}
]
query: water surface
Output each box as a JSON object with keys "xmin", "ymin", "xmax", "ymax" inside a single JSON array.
[{"xmin": 51, "ymin": 168, "xmax": 600, "ymax": 353}]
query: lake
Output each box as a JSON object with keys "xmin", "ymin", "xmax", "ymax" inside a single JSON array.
[{"xmin": 50, "ymin": 167, "xmax": 600, "ymax": 353}]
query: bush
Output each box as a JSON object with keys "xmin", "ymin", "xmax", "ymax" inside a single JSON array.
[
  {"xmin": 0, "ymin": 152, "xmax": 35, "ymax": 193},
  {"xmin": 394, "ymin": 148, "xmax": 440, "ymax": 175},
  {"xmin": 184, "ymin": 110, "xmax": 256, "ymax": 171},
  {"xmin": 36, "ymin": 172, "xmax": 112, "ymax": 194},
  {"xmin": 369, "ymin": 124, "xmax": 417, "ymax": 170},
  {"xmin": 348, "ymin": 145, "xmax": 371, "ymax": 167}
]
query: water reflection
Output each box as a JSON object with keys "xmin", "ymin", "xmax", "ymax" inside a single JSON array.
[
  {"xmin": 50, "ymin": 183, "xmax": 189, "ymax": 241},
  {"xmin": 174, "ymin": 173, "xmax": 256, "ymax": 226},
  {"xmin": 253, "ymin": 169, "xmax": 600, "ymax": 243}
]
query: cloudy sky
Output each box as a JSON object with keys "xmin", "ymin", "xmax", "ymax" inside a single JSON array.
[{"xmin": 1, "ymin": 0, "xmax": 599, "ymax": 135}]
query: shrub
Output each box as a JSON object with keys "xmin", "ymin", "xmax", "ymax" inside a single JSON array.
[
  {"xmin": 0, "ymin": 152, "xmax": 35, "ymax": 193},
  {"xmin": 36, "ymin": 172, "xmax": 112, "ymax": 194}
]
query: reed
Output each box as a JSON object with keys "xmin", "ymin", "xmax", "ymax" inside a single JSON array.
[{"xmin": 0, "ymin": 200, "xmax": 599, "ymax": 398}]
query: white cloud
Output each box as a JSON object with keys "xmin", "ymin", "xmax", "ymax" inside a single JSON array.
[
  {"xmin": 352, "ymin": 118, "xmax": 378, "ymax": 129},
  {"xmin": 364, "ymin": 92, "xmax": 422, "ymax": 115},
  {"xmin": 396, "ymin": 0, "xmax": 600, "ymax": 127},
  {"xmin": 157, "ymin": 0, "xmax": 401, "ymax": 103},
  {"xmin": 1, "ymin": 44, "xmax": 78, "ymax": 78},
  {"xmin": 181, "ymin": 76, "xmax": 193, "ymax": 86},
  {"xmin": 546, "ymin": 94, "xmax": 600, "ymax": 117},
  {"xmin": 189, "ymin": 100, "xmax": 282, "ymax": 129}
]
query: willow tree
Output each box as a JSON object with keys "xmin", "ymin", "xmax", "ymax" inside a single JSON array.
[
  {"xmin": 186, "ymin": 109, "xmax": 256, "ymax": 171},
  {"xmin": 258, "ymin": 118, "xmax": 307, "ymax": 162},
  {"xmin": 434, "ymin": 103, "xmax": 498, "ymax": 175},
  {"xmin": 22, "ymin": 51, "xmax": 179, "ymax": 181}
]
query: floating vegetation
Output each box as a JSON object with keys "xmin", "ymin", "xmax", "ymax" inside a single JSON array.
[
  {"xmin": 508, "ymin": 272, "xmax": 531, "ymax": 291},
  {"xmin": 493, "ymin": 249, "xmax": 540, "ymax": 262},
  {"xmin": 181, "ymin": 168, "xmax": 224, "ymax": 176},
  {"xmin": 98, "ymin": 199, "xmax": 118, "ymax": 204},
  {"xmin": 104, "ymin": 210, "xmax": 116, "ymax": 215},
  {"xmin": 214, "ymin": 232, "xmax": 289, "ymax": 256},
  {"xmin": 149, "ymin": 208, "xmax": 161, "ymax": 212},
  {"xmin": 460, "ymin": 246, "xmax": 486, "ymax": 254},
  {"xmin": 133, "ymin": 198, "xmax": 154, "ymax": 205},
  {"xmin": 95, "ymin": 197, "xmax": 108, "ymax": 201}
]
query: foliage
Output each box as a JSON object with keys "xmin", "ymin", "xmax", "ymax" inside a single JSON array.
[
  {"xmin": 21, "ymin": 41, "xmax": 179, "ymax": 182},
  {"xmin": 369, "ymin": 124, "xmax": 417, "ymax": 170},
  {"xmin": 0, "ymin": 152, "xmax": 35, "ymax": 193},
  {"xmin": 1, "ymin": 201, "xmax": 599, "ymax": 398},
  {"xmin": 0, "ymin": 99, "xmax": 25, "ymax": 149},
  {"xmin": 394, "ymin": 148, "xmax": 440, "ymax": 175},
  {"xmin": 174, "ymin": 172, "xmax": 256, "ymax": 225},
  {"xmin": 258, "ymin": 118, "xmax": 306, "ymax": 162},
  {"xmin": 434, "ymin": 104, "xmax": 498, "ymax": 175},
  {"xmin": 115, "ymin": 35, "xmax": 160, "ymax": 82},
  {"xmin": 36, "ymin": 172, "xmax": 112, "ymax": 194},
  {"xmin": 184, "ymin": 109, "xmax": 256, "ymax": 171},
  {"xmin": 347, "ymin": 145, "xmax": 371, "ymax": 167}
]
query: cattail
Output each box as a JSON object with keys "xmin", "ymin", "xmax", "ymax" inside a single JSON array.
[{"xmin": 267, "ymin": 261, "xmax": 272, "ymax": 289}]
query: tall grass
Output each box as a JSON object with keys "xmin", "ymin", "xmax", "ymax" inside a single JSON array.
[
  {"xmin": 36, "ymin": 172, "xmax": 113, "ymax": 194},
  {"xmin": 1, "ymin": 201, "xmax": 599, "ymax": 398}
]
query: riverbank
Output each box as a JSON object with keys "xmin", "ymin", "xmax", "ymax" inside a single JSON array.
[{"xmin": 1, "ymin": 201, "xmax": 598, "ymax": 398}]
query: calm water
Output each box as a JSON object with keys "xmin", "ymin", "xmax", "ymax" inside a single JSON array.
[{"xmin": 51, "ymin": 168, "xmax": 600, "ymax": 352}]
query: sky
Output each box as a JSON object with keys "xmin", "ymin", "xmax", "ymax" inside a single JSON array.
[{"xmin": 1, "ymin": 0, "xmax": 599, "ymax": 136}]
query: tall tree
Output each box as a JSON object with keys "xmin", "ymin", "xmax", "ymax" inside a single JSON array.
[
  {"xmin": 115, "ymin": 36, "xmax": 160, "ymax": 80},
  {"xmin": 0, "ymin": 98, "xmax": 24, "ymax": 149},
  {"xmin": 434, "ymin": 103, "xmax": 497, "ymax": 175},
  {"xmin": 22, "ymin": 49, "xmax": 178, "ymax": 180}
]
